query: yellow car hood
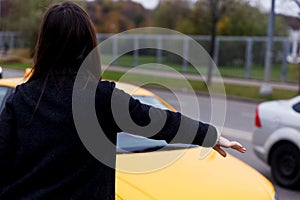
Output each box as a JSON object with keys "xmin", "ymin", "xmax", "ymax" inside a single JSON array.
[{"xmin": 116, "ymin": 148, "xmax": 274, "ymax": 200}]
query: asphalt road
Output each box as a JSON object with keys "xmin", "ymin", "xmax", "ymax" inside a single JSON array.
[
  {"xmin": 148, "ymin": 88, "xmax": 300, "ymax": 200},
  {"xmin": 2, "ymin": 67, "xmax": 300, "ymax": 199}
]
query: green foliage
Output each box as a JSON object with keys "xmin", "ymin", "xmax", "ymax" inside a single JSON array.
[
  {"xmin": 0, "ymin": 0, "xmax": 289, "ymax": 58},
  {"xmin": 86, "ymin": 0, "xmax": 152, "ymax": 33},
  {"xmin": 2, "ymin": 0, "xmax": 62, "ymax": 54},
  {"xmin": 153, "ymin": 0, "xmax": 287, "ymax": 36},
  {"xmin": 153, "ymin": 0, "xmax": 190, "ymax": 30},
  {"xmin": 215, "ymin": 1, "xmax": 264, "ymax": 35},
  {"xmin": 216, "ymin": 2, "xmax": 287, "ymax": 36}
]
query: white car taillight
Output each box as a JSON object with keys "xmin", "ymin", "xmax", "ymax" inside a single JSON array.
[{"xmin": 255, "ymin": 106, "xmax": 261, "ymax": 127}]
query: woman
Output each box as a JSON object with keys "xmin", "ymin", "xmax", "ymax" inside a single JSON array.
[{"xmin": 0, "ymin": 1, "xmax": 245, "ymax": 199}]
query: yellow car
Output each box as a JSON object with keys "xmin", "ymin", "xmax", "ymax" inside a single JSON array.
[
  {"xmin": 0, "ymin": 75, "xmax": 277, "ymax": 200},
  {"xmin": 0, "ymin": 66, "xmax": 3, "ymax": 78}
]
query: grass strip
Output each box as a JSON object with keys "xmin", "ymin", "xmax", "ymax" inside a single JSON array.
[
  {"xmin": 1, "ymin": 62, "xmax": 297, "ymax": 101},
  {"xmin": 102, "ymin": 70, "xmax": 297, "ymax": 101}
]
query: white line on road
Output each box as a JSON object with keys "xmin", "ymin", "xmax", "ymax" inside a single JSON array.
[{"xmin": 218, "ymin": 126, "xmax": 252, "ymax": 141}]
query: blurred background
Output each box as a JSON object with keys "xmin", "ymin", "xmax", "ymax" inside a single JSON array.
[
  {"xmin": 0, "ymin": 0, "xmax": 299, "ymax": 99},
  {"xmin": 1, "ymin": 1, "xmax": 300, "ymax": 199}
]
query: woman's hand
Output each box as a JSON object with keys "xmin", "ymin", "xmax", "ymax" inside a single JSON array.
[{"xmin": 213, "ymin": 136, "xmax": 246, "ymax": 157}]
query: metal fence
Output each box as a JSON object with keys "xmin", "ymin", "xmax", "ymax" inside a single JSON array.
[
  {"xmin": 97, "ymin": 34, "xmax": 294, "ymax": 83},
  {"xmin": 0, "ymin": 32, "xmax": 19, "ymax": 51},
  {"xmin": 0, "ymin": 32, "xmax": 295, "ymax": 83}
]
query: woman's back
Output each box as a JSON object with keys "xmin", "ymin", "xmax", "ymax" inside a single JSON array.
[{"xmin": 0, "ymin": 77, "xmax": 118, "ymax": 199}]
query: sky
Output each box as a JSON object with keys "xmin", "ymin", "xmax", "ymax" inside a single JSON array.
[
  {"xmin": 131, "ymin": 0, "xmax": 160, "ymax": 9},
  {"xmin": 87, "ymin": 0, "xmax": 299, "ymax": 17},
  {"xmin": 130, "ymin": 0, "xmax": 274, "ymax": 11},
  {"xmin": 133, "ymin": 0, "xmax": 299, "ymax": 16},
  {"xmin": 129, "ymin": 0, "xmax": 269, "ymax": 10},
  {"xmin": 85, "ymin": 0, "xmax": 273, "ymax": 10},
  {"xmin": 131, "ymin": 0, "xmax": 200, "ymax": 9},
  {"xmin": 248, "ymin": 0, "xmax": 297, "ymax": 13},
  {"xmin": 248, "ymin": 0, "xmax": 271, "ymax": 10}
]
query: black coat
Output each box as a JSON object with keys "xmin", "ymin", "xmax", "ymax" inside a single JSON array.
[{"xmin": 0, "ymin": 75, "xmax": 218, "ymax": 199}]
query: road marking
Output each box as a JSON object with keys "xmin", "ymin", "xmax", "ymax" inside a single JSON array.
[{"xmin": 217, "ymin": 126, "xmax": 252, "ymax": 141}]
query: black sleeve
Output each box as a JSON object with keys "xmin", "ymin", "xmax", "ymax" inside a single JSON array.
[
  {"xmin": 109, "ymin": 84, "xmax": 218, "ymax": 148},
  {"xmin": 0, "ymin": 95, "xmax": 17, "ymax": 186}
]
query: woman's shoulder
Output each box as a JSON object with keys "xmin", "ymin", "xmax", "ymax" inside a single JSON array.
[
  {"xmin": 17, "ymin": 79, "xmax": 43, "ymax": 90},
  {"xmin": 97, "ymin": 80, "xmax": 116, "ymax": 92},
  {"xmin": 98, "ymin": 80, "xmax": 116, "ymax": 88},
  {"xmin": 13, "ymin": 79, "xmax": 41, "ymax": 96}
]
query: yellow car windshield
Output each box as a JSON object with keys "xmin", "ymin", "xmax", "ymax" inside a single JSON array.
[{"xmin": 133, "ymin": 96, "xmax": 168, "ymax": 110}]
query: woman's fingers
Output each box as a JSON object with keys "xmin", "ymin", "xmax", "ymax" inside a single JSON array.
[
  {"xmin": 213, "ymin": 137, "xmax": 247, "ymax": 157},
  {"xmin": 231, "ymin": 144, "xmax": 247, "ymax": 153},
  {"xmin": 229, "ymin": 141, "xmax": 246, "ymax": 153},
  {"xmin": 213, "ymin": 145, "xmax": 227, "ymax": 157}
]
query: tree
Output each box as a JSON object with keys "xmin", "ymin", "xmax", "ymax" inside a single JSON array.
[
  {"xmin": 2, "ymin": 0, "xmax": 63, "ymax": 55},
  {"xmin": 191, "ymin": 0, "xmax": 236, "ymax": 84},
  {"xmin": 153, "ymin": 0, "xmax": 191, "ymax": 30},
  {"xmin": 86, "ymin": 0, "xmax": 151, "ymax": 33},
  {"xmin": 216, "ymin": 1, "xmax": 286, "ymax": 36},
  {"xmin": 192, "ymin": 0, "xmax": 287, "ymax": 84}
]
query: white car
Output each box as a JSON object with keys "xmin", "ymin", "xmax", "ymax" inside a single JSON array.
[
  {"xmin": 253, "ymin": 95, "xmax": 300, "ymax": 189},
  {"xmin": 0, "ymin": 66, "xmax": 2, "ymax": 79}
]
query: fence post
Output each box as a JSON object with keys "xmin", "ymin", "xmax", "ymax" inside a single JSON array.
[
  {"xmin": 281, "ymin": 39, "xmax": 289, "ymax": 83},
  {"xmin": 156, "ymin": 36, "xmax": 162, "ymax": 69},
  {"xmin": 213, "ymin": 37, "xmax": 220, "ymax": 66},
  {"xmin": 112, "ymin": 36, "xmax": 118, "ymax": 65},
  {"xmin": 10, "ymin": 32, "xmax": 15, "ymax": 53},
  {"xmin": 260, "ymin": 0, "xmax": 275, "ymax": 96},
  {"xmin": 245, "ymin": 38, "xmax": 253, "ymax": 79},
  {"xmin": 182, "ymin": 37, "xmax": 189, "ymax": 72},
  {"xmin": 0, "ymin": 32, "xmax": 2, "ymax": 49},
  {"xmin": 133, "ymin": 36, "xmax": 139, "ymax": 67}
]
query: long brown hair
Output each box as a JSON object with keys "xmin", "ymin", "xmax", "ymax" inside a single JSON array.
[
  {"xmin": 29, "ymin": 1, "xmax": 98, "ymax": 81},
  {"xmin": 27, "ymin": 1, "xmax": 98, "ymax": 123}
]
